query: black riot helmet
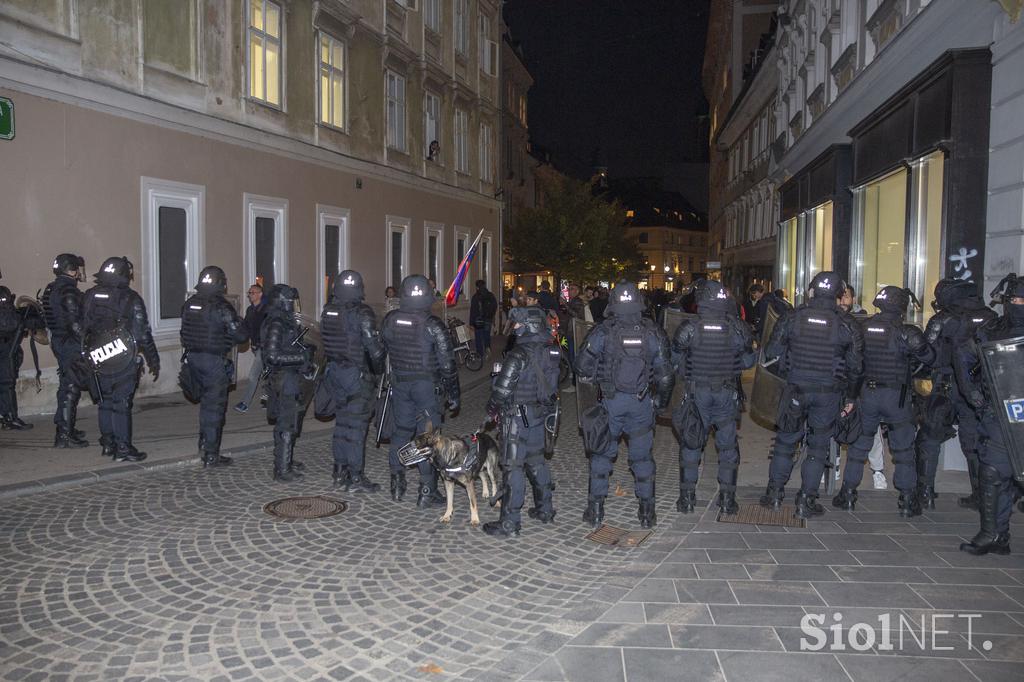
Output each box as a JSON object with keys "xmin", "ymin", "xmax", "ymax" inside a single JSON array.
[
  {"xmin": 399, "ymin": 274, "xmax": 433, "ymax": 311},
  {"xmin": 0, "ymin": 285, "xmax": 12, "ymax": 309},
  {"xmin": 333, "ymin": 269, "xmax": 365, "ymax": 303},
  {"xmin": 53, "ymin": 253, "xmax": 86, "ymax": 282},
  {"xmin": 933, "ymin": 277, "xmax": 975, "ymax": 311},
  {"xmin": 94, "ymin": 256, "xmax": 133, "ymax": 286},
  {"xmin": 872, "ymin": 286, "xmax": 912, "ymax": 315},
  {"xmin": 607, "ymin": 280, "xmax": 643, "ymax": 316},
  {"xmin": 990, "ymin": 273, "xmax": 1024, "ymax": 325},
  {"xmin": 265, "ymin": 283, "xmax": 300, "ymax": 315},
  {"xmin": 513, "ymin": 306, "xmax": 549, "ymax": 339},
  {"xmin": 696, "ymin": 280, "xmax": 732, "ymax": 314},
  {"xmin": 195, "ymin": 266, "xmax": 227, "ymax": 295},
  {"xmin": 807, "ymin": 271, "xmax": 845, "ymax": 301}
]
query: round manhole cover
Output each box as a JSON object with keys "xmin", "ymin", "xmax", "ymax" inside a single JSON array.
[{"xmin": 263, "ymin": 496, "xmax": 348, "ymax": 520}]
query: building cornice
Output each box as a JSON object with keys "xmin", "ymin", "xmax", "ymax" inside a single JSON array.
[{"xmin": 715, "ymin": 43, "xmax": 779, "ymax": 149}]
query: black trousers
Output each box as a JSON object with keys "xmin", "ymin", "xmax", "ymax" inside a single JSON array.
[
  {"xmin": 97, "ymin": 361, "xmax": 141, "ymax": 448},
  {"xmin": 188, "ymin": 352, "xmax": 233, "ymax": 454},
  {"xmin": 326, "ymin": 362, "xmax": 374, "ymax": 475}
]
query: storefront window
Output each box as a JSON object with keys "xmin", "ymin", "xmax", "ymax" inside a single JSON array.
[
  {"xmin": 907, "ymin": 151, "xmax": 944, "ymax": 325},
  {"xmin": 852, "ymin": 168, "xmax": 907, "ymax": 310},
  {"xmin": 809, "ymin": 201, "xmax": 833, "ymax": 280},
  {"xmin": 777, "ymin": 216, "xmax": 798, "ymax": 305}
]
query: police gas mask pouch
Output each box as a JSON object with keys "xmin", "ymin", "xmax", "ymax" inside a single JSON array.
[
  {"xmin": 178, "ymin": 352, "xmax": 200, "ymax": 403},
  {"xmin": 580, "ymin": 403, "xmax": 611, "ymax": 455},
  {"xmin": 834, "ymin": 405, "xmax": 863, "ymax": 445},
  {"xmin": 313, "ymin": 374, "xmax": 336, "ymax": 420},
  {"xmin": 776, "ymin": 384, "xmax": 804, "ymax": 432},
  {"xmin": 673, "ymin": 398, "xmax": 706, "ymax": 450}
]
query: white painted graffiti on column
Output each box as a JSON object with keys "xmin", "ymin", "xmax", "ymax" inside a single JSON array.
[{"xmin": 949, "ymin": 247, "xmax": 978, "ymax": 281}]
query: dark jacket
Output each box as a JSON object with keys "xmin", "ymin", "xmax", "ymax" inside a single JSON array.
[
  {"xmin": 470, "ymin": 288, "xmax": 498, "ymax": 328},
  {"xmin": 244, "ymin": 301, "xmax": 267, "ymax": 349},
  {"xmin": 537, "ymin": 290, "xmax": 557, "ymax": 312}
]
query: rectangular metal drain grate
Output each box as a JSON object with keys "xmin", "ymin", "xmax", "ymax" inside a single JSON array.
[
  {"xmin": 717, "ymin": 504, "xmax": 806, "ymax": 528},
  {"xmin": 586, "ymin": 525, "xmax": 653, "ymax": 547}
]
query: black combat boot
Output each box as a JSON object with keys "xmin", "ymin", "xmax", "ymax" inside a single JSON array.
[
  {"xmin": 718, "ymin": 491, "xmax": 739, "ymax": 515},
  {"xmin": 273, "ymin": 433, "xmax": 302, "ymax": 482},
  {"xmin": 390, "ymin": 471, "xmax": 407, "ymax": 501},
  {"xmin": 114, "ymin": 444, "xmax": 147, "ymax": 463},
  {"xmin": 349, "ymin": 473, "xmax": 381, "ymax": 493},
  {"xmin": 1, "ymin": 414, "xmax": 32, "ymax": 430},
  {"xmin": 582, "ymin": 497, "xmax": 605, "ymax": 527},
  {"xmin": 898, "ymin": 490, "xmax": 922, "ymax": 518},
  {"xmin": 759, "ymin": 483, "xmax": 784, "ymax": 509},
  {"xmin": 831, "ymin": 485, "xmax": 858, "ymax": 510},
  {"xmin": 54, "ymin": 404, "xmax": 88, "ymax": 448},
  {"xmin": 794, "ymin": 491, "xmax": 824, "ymax": 519},
  {"xmin": 918, "ymin": 485, "xmax": 937, "ymax": 510},
  {"xmin": 960, "ymin": 466, "xmax": 1011, "ymax": 556},
  {"xmin": 416, "ymin": 483, "xmax": 445, "ymax": 509},
  {"xmin": 203, "ymin": 451, "xmax": 232, "ymax": 468},
  {"xmin": 332, "ymin": 463, "xmax": 351, "ymax": 488},
  {"xmin": 482, "ymin": 518, "xmax": 521, "ymax": 537},
  {"xmin": 676, "ymin": 489, "xmax": 697, "ymax": 513},
  {"xmin": 958, "ymin": 457, "xmax": 981, "ymax": 509},
  {"xmin": 638, "ymin": 499, "xmax": 657, "ymax": 529},
  {"xmin": 527, "ymin": 507, "xmax": 556, "ymax": 523},
  {"xmin": 99, "ymin": 434, "xmax": 116, "ymax": 457}
]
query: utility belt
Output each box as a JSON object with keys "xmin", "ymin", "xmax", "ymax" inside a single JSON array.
[
  {"xmin": 390, "ymin": 370, "xmax": 435, "ymax": 383},
  {"xmin": 599, "ymin": 381, "xmax": 650, "ymax": 401},
  {"xmin": 863, "ymin": 379, "xmax": 905, "ymax": 390},
  {"xmin": 687, "ymin": 377, "xmax": 736, "ymax": 392}
]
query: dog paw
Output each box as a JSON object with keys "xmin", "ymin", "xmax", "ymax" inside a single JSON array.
[
  {"xmin": 439, "ymin": 515, "xmax": 452, "ymax": 524},
  {"xmin": 469, "ymin": 518, "xmax": 480, "ymax": 527}
]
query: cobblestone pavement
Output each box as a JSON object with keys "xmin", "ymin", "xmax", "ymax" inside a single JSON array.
[{"xmin": 2, "ymin": 378, "xmax": 1022, "ymax": 681}]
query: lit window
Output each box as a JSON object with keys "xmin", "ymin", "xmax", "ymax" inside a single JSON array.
[
  {"xmin": 319, "ymin": 34, "xmax": 345, "ymax": 129},
  {"xmin": 626, "ymin": 209, "xmax": 635, "ymax": 218},
  {"xmin": 386, "ymin": 71, "xmax": 407, "ymax": 152},
  {"xmin": 248, "ymin": 0, "xmax": 282, "ymax": 107}
]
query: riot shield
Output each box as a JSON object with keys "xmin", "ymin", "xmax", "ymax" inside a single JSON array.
[
  {"xmin": 571, "ymin": 317, "xmax": 597, "ymax": 429},
  {"xmin": 294, "ymin": 312, "xmax": 325, "ymax": 408},
  {"xmin": 84, "ymin": 323, "xmax": 138, "ymax": 376},
  {"xmin": 978, "ymin": 334, "xmax": 1024, "ymax": 482},
  {"xmin": 660, "ymin": 307, "xmax": 697, "ymax": 423},
  {"xmin": 748, "ymin": 305, "xmax": 785, "ymax": 430}
]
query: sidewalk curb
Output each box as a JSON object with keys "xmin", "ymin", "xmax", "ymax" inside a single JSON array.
[{"xmin": 0, "ymin": 372, "xmax": 493, "ymax": 502}]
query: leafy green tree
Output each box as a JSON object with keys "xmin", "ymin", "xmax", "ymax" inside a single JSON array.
[{"xmin": 506, "ymin": 168, "xmax": 642, "ymax": 285}]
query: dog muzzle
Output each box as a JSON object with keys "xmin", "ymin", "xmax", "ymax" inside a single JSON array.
[{"xmin": 398, "ymin": 442, "xmax": 432, "ymax": 467}]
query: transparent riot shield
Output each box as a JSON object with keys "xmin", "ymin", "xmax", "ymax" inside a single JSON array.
[
  {"xmin": 661, "ymin": 307, "xmax": 697, "ymax": 421},
  {"xmin": 571, "ymin": 317, "xmax": 597, "ymax": 429},
  {"xmin": 748, "ymin": 305, "xmax": 785, "ymax": 430},
  {"xmin": 978, "ymin": 334, "xmax": 1024, "ymax": 482}
]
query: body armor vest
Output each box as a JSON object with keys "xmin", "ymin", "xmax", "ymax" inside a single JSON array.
[
  {"xmin": 383, "ymin": 310, "xmax": 436, "ymax": 379},
  {"xmin": 321, "ymin": 302, "xmax": 365, "ymax": 367},
  {"xmin": 83, "ymin": 286, "xmax": 128, "ymax": 334},
  {"xmin": 0, "ymin": 304, "xmax": 18, "ymax": 341},
  {"xmin": 687, "ymin": 317, "xmax": 740, "ymax": 382},
  {"xmin": 786, "ymin": 307, "xmax": 843, "ymax": 384},
  {"xmin": 861, "ymin": 315, "xmax": 908, "ymax": 384},
  {"xmin": 42, "ymin": 276, "xmax": 80, "ymax": 339},
  {"xmin": 181, "ymin": 294, "xmax": 232, "ymax": 355},
  {"xmin": 511, "ymin": 342, "xmax": 561, "ymax": 406},
  {"xmin": 601, "ymin": 319, "xmax": 652, "ymax": 395}
]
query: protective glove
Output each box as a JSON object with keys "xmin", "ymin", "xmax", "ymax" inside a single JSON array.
[
  {"xmin": 149, "ymin": 365, "xmax": 160, "ymax": 382},
  {"xmin": 447, "ymin": 395, "xmax": 461, "ymax": 414},
  {"xmin": 486, "ymin": 402, "xmax": 501, "ymax": 425}
]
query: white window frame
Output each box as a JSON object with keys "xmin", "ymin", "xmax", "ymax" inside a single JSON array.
[
  {"xmin": 479, "ymin": 13, "xmax": 497, "ymax": 77},
  {"xmin": 454, "ymin": 107, "xmax": 470, "ymax": 174},
  {"xmin": 386, "ymin": 215, "xmax": 410, "ymax": 288},
  {"xmin": 316, "ymin": 204, "xmax": 350, "ymax": 312},
  {"xmin": 454, "ymin": 0, "xmax": 469, "ymax": 56},
  {"xmin": 424, "ymin": 222, "xmax": 445, "ymax": 291},
  {"xmin": 454, "ymin": 226, "xmax": 470, "ymax": 300},
  {"xmin": 140, "ymin": 177, "xmax": 205, "ymax": 342},
  {"xmin": 246, "ymin": 0, "xmax": 284, "ymax": 108},
  {"xmin": 386, "ymin": 70, "xmax": 407, "ymax": 152},
  {"xmin": 243, "ymin": 193, "xmax": 288, "ymax": 292},
  {"xmin": 480, "ymin": 233, "xmax": 492, "ymax": 290},
  {"xmin": 318, "ymin": 32, "xmax": 347, "ymax": 131},
  {"xmin": 479, "ymin": 122, "xmax": 493, "ymax": 183},
  {"xmin": 424, "ymin": 91, "xmax": 442, "ymax": 160},
  {"xmin": 423, "ymin": 0, "xmax": 441, "ymax": 33}
]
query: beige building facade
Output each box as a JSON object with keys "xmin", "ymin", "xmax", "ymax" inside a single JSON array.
[{"xmin": 0, "ymin": 0, "xmax": 503, "ymax": 414}]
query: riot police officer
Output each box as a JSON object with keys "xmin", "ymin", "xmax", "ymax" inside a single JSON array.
[
  {"xmin": 917, "ymin": 278, "xmax": 998, "ymax": 509},
  {"xmin": 320, "ymin": 270, "xmax": 386, "ymax": 492},
  {"xmin": 42, "ymin": 254, "xmax": 87, "ymax": 446},
  {"xmin": 0, "ymin": 285, "xmax": 33, "ymax": 430},
  {"xmin": 833, "ymin": 286, "xmax": 934, "ymax": 516},
  {"xmin": 261, "ymin": 284, "xmax": 313, "ymax": 482},
  {"xmin": 381, "ymin": 275, "xmax": 460, "ymax": 506},
  {"xmin": 484, "ymin": 305, "xmax": 562, "ymax": 537},
  {"xmin": 956, "ymin": 274, "xmax": 1024, "ymax": 555},
  {"xmin": 81, "ymin": 257, "xmax": 160, "ymax": 461},
  {"xmin": 576, "ymin": 280, "xmax": 674, "ymax": 529},
  {"xmin": 760, "ymin": 271, "xmax": 864, "ymax": 519},
  {"xmin": 180, "ymin": 266, "xmax": 248, "ymax": 468},
  {"xmin": 671, "ymin": 281, "xmax": 756, "ymax": 515}
]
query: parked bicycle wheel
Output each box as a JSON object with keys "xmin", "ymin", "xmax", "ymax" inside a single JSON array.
[{"xmin": 464, "ymin": 350, "xmax": 484, "ymax": 372}]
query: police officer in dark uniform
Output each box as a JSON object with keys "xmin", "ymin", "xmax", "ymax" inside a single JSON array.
[
  {"xmin": 833, "ymin": 286, "xmax": 934, "ymax": 516},
  {"xmin": 671, "ymin": 281, "xmax": 756, "ymax": 515},
  {"xmin": 321, "ymin": 270, "xmax": 386, "ymax": 492},
  {"xmin": 382, "ymin": 275, "xmax": 460, "ymax": 506},
  {"xmin": 576, "ymin": 280, "xmax": 675, "ymax": 529},
  {"xmin": 180, "ymin": 266, "xmax": 248, "ymax": 468},
  {"xmin": 42, "ymin": 253, "xmax": 88, "ymax": 446},
  {"xmin": 916, "ymin": 278, "xmax": 998, "ymax": 509},
  {"xmin": 82, "ymin": 257, "xmax": 160, "ymax": 461},
  {"xmin": 484, "ymin": 305, "xmax": 562, "ymax": 537},
  {"xmin": 261, "ymin": 284, "xmax": 312, "ymax": 482},
  {"xmin": 955, "ymin": 274, "xmax": 1024, "ymax": 555},
  {"xmin": 760, "ymin": 271, "xmax": 864, "ymax": 519},
  {"xmin": 0, "ymin": 285, "xmax": 33, "ymax": 430}
]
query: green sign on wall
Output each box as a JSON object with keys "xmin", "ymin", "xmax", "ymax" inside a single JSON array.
[{"xmin": 0, "ymin": 97, "xmax": 13, "ymax": 140}]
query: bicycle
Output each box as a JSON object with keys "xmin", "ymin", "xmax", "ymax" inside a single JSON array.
[{"xmin": 447, "ymin": 317, "xmax": 484, "ymax": 372}]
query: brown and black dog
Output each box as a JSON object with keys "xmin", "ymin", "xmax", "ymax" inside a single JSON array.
[{"xmin": 412, "ymin": 429, "xmax": 500, "ymax": 526}]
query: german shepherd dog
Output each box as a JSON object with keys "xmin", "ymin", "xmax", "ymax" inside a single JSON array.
[{"xmin": 412, "ymin": 429, "xmax": 500, "ymax": 526}]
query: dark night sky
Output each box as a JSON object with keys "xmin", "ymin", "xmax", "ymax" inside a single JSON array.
[{"xmin": 503, "ymin": 0, "xmax": 711, "ymax": 181}]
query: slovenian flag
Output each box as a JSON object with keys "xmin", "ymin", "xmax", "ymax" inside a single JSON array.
[{"xmin": 445, "ymin": 229, "xmax": 484, "ymax": 306}]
